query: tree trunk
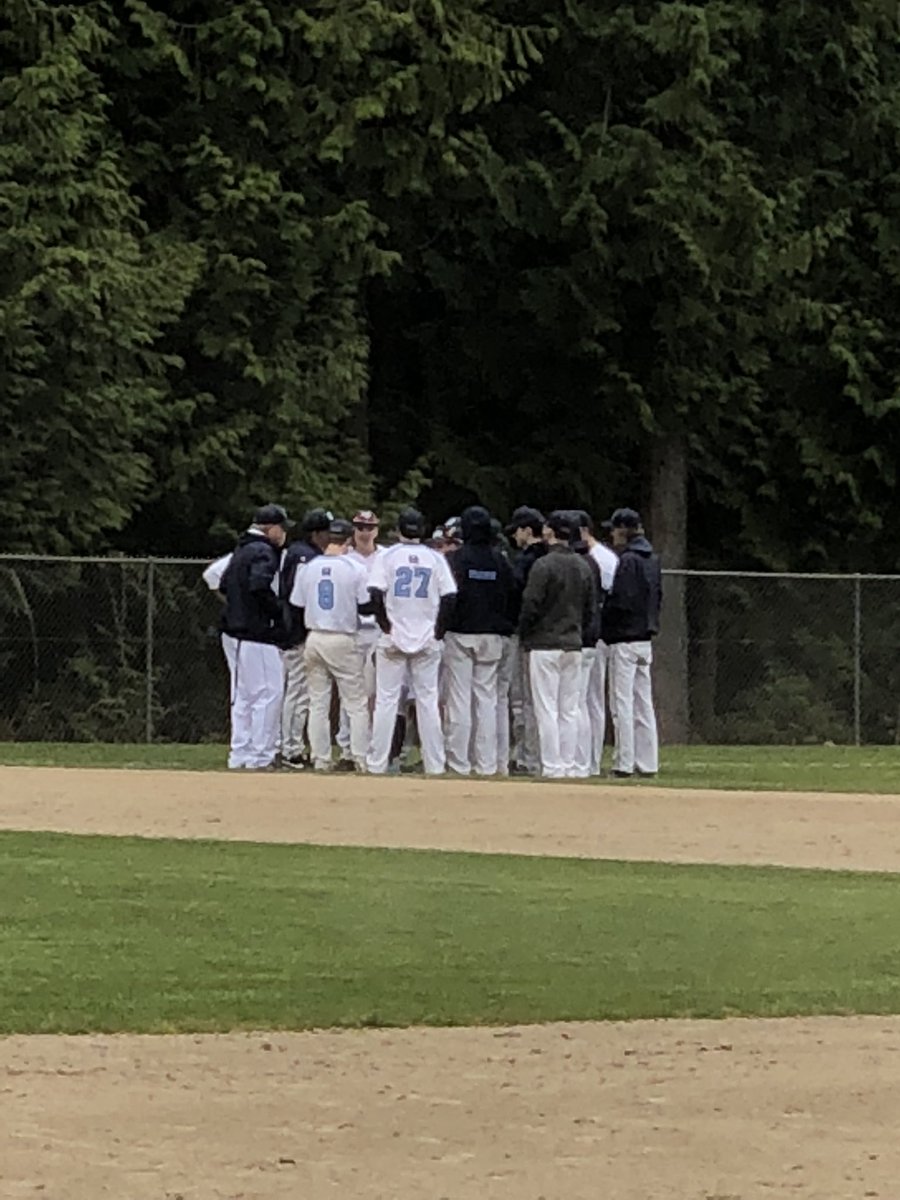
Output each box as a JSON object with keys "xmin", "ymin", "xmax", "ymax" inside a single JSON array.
[{"xmin": 647, "ymin": 435, "xmax": 690, "ymax": 744}]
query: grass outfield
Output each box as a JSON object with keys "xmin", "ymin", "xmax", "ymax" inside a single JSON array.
[
  {"xmin": 2, "ymin": 741, "xmax": 900, "ymax": 792},
  {"xmin": 3, "ymin": 830, "xmax": 900, "ymax": 1034}
]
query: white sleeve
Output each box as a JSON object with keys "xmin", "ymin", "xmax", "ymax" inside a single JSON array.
[
  {"xmin": 602, "ymin": 553, "xmax": 618, "ymax": 594},
  {"xmin": 202, "ymin": 553, "xmax": 232, "ymax": 590},
  {"xmin": 368, "ymin": 553, "xmax": 388, "ymax": 593},
  {"xmin": 356, "ymin": 564, "xmax": 371, "ymax": 606},
  {"xmin": 436, "ymin": 553, "xmax": 457, "ymax": 596},
  {"xmin": 289, "ymin": 565, "xmax": 308, "ymax": 608}
]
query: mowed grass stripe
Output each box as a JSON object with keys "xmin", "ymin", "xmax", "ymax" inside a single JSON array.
[
  {"xmin": 5, "ymin": 741, "xmax": 900, "ymax": 792},
  {"xmin": 2, "ymin": 830, "xmax": 900, "ymax": 1034}
]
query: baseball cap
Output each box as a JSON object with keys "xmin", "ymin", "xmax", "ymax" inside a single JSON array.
[
  {"xmin": 301, "ymin": 507, "xmax": 334, "ymax": 534},
  {"xmin": 442, "ymin": 515, "xmax": 462, "ymax": 541},
  {"xmin": 329, "ymin": 518, "xmax": 355, "ymax": 539},
  {"xmin": 253, "ymin": 503, "xmax": 294, "ymax": 529},
  {"xmin": 505, "ymin": 505, "xmax": 545, "ymax": 536},
  {"xmin": 610, "ymin": 507, "xmax": 642, "ymax": 530},
  {"xmin": 397, "ymin": 507, "xmax": 425, "ymax": 538},
  {"xmin": 546, "ymin": 509, "xmax": 577, "ymax": 540},
  {"xmin": 352, "ymin": 509, "xmax": 380, "ymax": 527}
]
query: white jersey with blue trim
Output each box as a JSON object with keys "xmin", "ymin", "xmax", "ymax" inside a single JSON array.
[
  {"xmin": 290, "ymin": 554, "xmax": 369, "ymax": 634},
  {"xmin": 369, "ymin": 541, "xmax": 456, "ymax": 654}
]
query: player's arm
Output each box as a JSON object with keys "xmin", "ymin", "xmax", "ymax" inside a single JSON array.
[
  {"xmin": 248, "ymin": 546, "xmax": 282, "ymax": 618},
  {"xmin": 356, "ymin": 568, "xmax": 376, "ymax": 616},
  {"xmin": 517, "ymin": 559, "xmax": 547, "ymax": 638},
  {"xmin": 368, "ymin": 588, "xmax": 391, "ymax": 633},
  {"xmin": 434, "ymin": 553, "xmax": 458, "ymax": 640}
]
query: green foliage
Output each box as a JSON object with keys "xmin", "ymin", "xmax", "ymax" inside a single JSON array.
[{"xmin": 3, "ymin": 1, "xmax": 900, "ymax": 565}]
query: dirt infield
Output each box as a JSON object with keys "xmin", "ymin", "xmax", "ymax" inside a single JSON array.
[
  {"xmin": 4, "ymin": 1018, "xmax": 900, "ymax": 1199},
  {"xmin": 3, "ymin": 764, "xmax": 900, "ymax": 871},
  {"xmin": 4, "ymin": 765, "xmax": 900, "ymax": 1198}
]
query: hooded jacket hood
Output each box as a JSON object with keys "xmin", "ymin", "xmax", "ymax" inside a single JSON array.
[
  {"xmin": 624, "ymin": 535, "xmax": 654, "ymax": 557},
  {"xmin": 461, "ymin": 505, "xmax": 492, "ymax": 545}
]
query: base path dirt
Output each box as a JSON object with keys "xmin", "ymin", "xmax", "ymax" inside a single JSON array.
[
  {"xmin": 3, "ymin": 765, "xmax": 900, "ymax": 871},
  {"xmin": 4, "ymin": 1016, "xmax": 900, "ymax": 1199}
]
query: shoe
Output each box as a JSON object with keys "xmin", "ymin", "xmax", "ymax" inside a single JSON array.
[
  {"xmin": 334, "ymin": 758, "xmax": 356, "ymax": 773},
  {"xmin": 635, "ymin": 770, "xmax": 657, "ymax": 778},
  {"xmin": 282, "ymin": 755, "xmax": 310, "ymax": 772},
  {"xmin": 611, "ymin": 770, "xmax": 634, "ymax": 779},
  {"xmin": 509, "ymin": 762, "xmax": 535, "ymax": 777}
]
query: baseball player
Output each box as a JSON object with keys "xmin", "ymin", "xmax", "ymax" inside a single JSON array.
[
  {"xmin": 518, "ymin": 510, "xmax": 595, "ymax": 779},
  {"xmin": 289, "ymin": 518, "xmax": 372, "ymax": 772},
  {"xmin": 215, "ymin": 504, "xmax": 293, "ymax": 770},
  {"xmin": 568, "ymin": 511, "xmax": 604, "ymax": 779},
  {"xmin": 279, "ymin": 508, "xmax": 332, "ymax": 769},
  {"xmin": 580, "ymin": 514, "xmax": 619, "ymax": 773},
  {"xmin": 335, "ymin": 509, "xmax": 383, "ymax": 768},
  {"xmin": 367, "ymin": 508, "xmax": 457, "ymax": 775},
  {"xmin": 442, "ymin": 505, "xmax": 515, "ymax": 776},
  {"xmin": 505, "ymin": 506, "xmax": 548, "ymax": 774},
  {"xmin": 603, "ymin": 508, "xmax": 662, "ymax": 777}
]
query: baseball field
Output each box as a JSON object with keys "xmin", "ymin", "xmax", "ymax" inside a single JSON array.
[{"xmin": 4, "ymin": 747, "xmax": 900, "ymax": 1198}]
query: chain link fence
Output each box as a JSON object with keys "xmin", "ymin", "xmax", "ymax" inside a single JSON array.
[{"xmin": 0, "ymin": 555, "xmax": 897, "ymax": 745}]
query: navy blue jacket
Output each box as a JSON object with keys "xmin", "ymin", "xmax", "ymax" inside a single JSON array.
[
  {"xmin": 510, "ymin": 541, "xmax": 548, "ymax": 626},
  {"xmin": 220, "ymin": 533, "xmax": 287, "ymax": 645},
  {"xmin": 281, "ymin": 538, "xmax": 322, "ymax": 647},
  {"xmin": 447, "ymin": 544, "xmax": 516, "ymax": 636},
  {"xmin": 601, "ymin": 536, "xmax": 662, "ymax": 644}
]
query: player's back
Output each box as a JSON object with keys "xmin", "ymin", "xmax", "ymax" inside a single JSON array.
[
  {"xmin": 297, "ymin": 555, "xmax": 366, "ymax": 633},
  {"xmin": 373, "ymin": 542, "xmax": 454, "ymax": 654}
]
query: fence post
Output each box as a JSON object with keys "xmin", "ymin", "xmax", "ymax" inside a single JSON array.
[
  {"xmin": 145, "ymin": 558, "xmax": 155, "ymax": 744},
  {"xmin": 853, "ymin": 574, "xmax": 862, "ymax": 747}
]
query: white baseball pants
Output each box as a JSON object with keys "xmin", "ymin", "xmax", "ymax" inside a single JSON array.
[
  {"xmin": 280, "ymin": 644, "xmax": 309, "ymax": 760},
  {"xmin": 609, "ymin": 640, "xmax": 659, "ymax": 775},
  {"xmin": 369, "ymin": 642, "xmax": 445, "ymax": 775},
  {"xmin": 442, "ymin": 632, "xmax": 503, "ymax": 776},
  {"xmin": 222, "ymin": 635, "xmax": 284, "ymax": 769},
  {"xmin": 571, "ymin": 646, "xmax": 598, "ymax": 778},
  {"xmin": 495, "ymin": 636, "xmax": 515, "ymax": 775},
  {"xmin": 305, "ymin": 631, "xmax": 370, "ymax": 770},
  {"xmin": 528, "ymin": 649, "xmax": 581, "ymax": 779},
  {"xmin": 336, "ymin": 626, "xmax": 378, "ymax": 757},
  {"xmin": 510, "ymin": 643, "xmax": 539, "ymax": 772},
  {"xmin": 587, "ymin": 640, "xmax": 611, "ymax": 774}
]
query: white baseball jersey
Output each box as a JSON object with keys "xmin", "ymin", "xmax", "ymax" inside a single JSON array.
[
  {"xmin": 590, "ymin": 542, "xmax": 619, "ymax": 594},
  {"xmin": 202, "ymin": 553, "xmax": 232, "ymax": 590},
  {"xmin": 369, "ymin": 541, "xmax": 456, "ymax": 654},
  {"xmin": 290, "ymin": 554, "xmax": 369, "ymax": 633},
  {"xmin": 347, "ymin": 546, "xmax": 384, "ymax": 629}
]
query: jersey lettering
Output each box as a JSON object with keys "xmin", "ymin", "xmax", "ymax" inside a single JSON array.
[{"xmin": 317, "ymin": 579, "xmax": 335, "ymax": 610}]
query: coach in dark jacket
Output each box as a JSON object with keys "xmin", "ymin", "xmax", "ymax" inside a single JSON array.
[
  {"xmin": 219, "ymin": 504, "xmax": 292, "ymax": 771},
  {"xmin": 602, "ymin": 509, "xmax": 662, "ymax": 645},
  {"xmin": 443, "ymin": 506, "xmax": 515, "ymax": 776},
  {"xmin": 602, "ymin": 507, "xmax": 661, "ymax": 780},
  {"xmin": 517, "ymin": 512, "xmax": 595, "ymax": 779}
]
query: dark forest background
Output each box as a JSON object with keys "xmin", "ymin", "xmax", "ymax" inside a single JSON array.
[{"xmin": 5, "ymin": 0, "xmax": 900, "ymax": 571}]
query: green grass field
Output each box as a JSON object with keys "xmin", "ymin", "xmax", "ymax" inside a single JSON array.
[
  {"xmin": 2, "ymin": 741, "xmax": 900, "ymax": 792},
  {"xmin": 3, "ymin": 829, "xmax": 900, "ymax": 1035}
]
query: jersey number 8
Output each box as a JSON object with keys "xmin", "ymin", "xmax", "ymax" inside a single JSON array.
[
  {"xmin": 394, "ymin": 566, "xmax": 432, "ymax": 598},
  {"xmin": 317, "ymin": 579, "xmax": 335, "ymax": 610}
]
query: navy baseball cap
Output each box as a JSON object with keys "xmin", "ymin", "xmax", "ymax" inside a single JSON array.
[
  {"xmin": 329, "ymin": 518, "xmax": 355, "ymax": 539},
  {"xmin": 397, "ymin": 507, "xmax": 425, "ymax": 538},
  {"xmin": 505, "ymin": 505, "xmax": 545, "ymax": 536},
  {"xmin": 301, "ymin": 507, "xmax": 334, "ymax": 533},
  {"xmin": 610, "ymin": 507, "xmax": 642, "ymax": 530},
  {"xmin": 546, "ymin": 510, "xmax": 577, "ymax": 540},
  {"xmin": 253, "ymin": 503, "xmax": 294, "ymax": 529}
]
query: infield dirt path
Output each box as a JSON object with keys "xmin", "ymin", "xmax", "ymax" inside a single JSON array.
[
  {"xmin": 4, "ymin": 766, "xmax": 900, "ymax": 1198},
  {"xmin": 3, "ymin": 764, "xmax": 900, "ymax": 871}
]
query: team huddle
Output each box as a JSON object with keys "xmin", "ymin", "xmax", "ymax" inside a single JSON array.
[{"xmin": 203, "ymin": 502, "xmax": 662, "ymax": 779}]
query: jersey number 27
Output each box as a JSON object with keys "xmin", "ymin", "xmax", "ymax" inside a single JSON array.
[{"xmin": 394, "ymin": 566, "xmax": 431, "ymax": 599}]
